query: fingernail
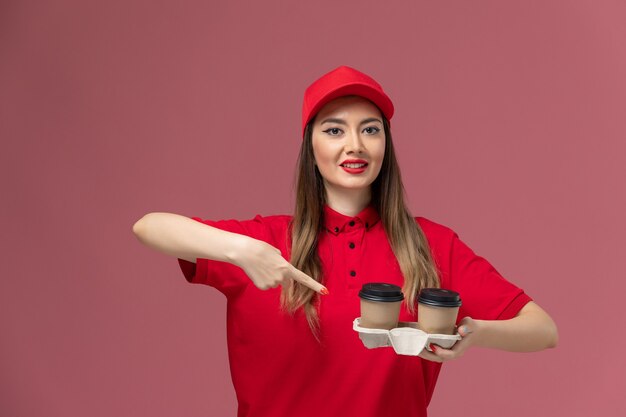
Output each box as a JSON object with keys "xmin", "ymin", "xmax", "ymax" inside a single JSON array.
[
  {"xmin": 320, "ymin": 287, "xmax": 329, "ymax": 295},
  {"xmin": 462, "ymin": 326, "xmax": 472, "ymax": 335},
  {"xmin": 429, "ymin": 343, "xmax": 437, "ymax": 352}
]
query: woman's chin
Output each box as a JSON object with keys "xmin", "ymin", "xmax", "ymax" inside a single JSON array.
[{"xmin": 326, "ymin": 182, "xmax": 374, "ymax": 194}]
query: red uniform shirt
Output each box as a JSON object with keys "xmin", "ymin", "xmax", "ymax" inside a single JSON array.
[{"xmin": 178, "ymin": 205, "xmax": 532, "ymax": 417}]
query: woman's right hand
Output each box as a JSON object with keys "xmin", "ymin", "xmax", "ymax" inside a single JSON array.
[
  {"xmin": 132, "ymin": 212, "xmax": 327, "ymax": 294},
  {"xmin": 231, "ymin": 237, "xmax": 329, "ymax": 295}
]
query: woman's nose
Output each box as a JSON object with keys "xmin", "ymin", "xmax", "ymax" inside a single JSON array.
[{"xmin": 345, "ymin": 130, "xmax": 365, "ymax": 154}]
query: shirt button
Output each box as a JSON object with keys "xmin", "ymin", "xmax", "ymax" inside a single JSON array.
[
  {"xmin": 349, "ymin": 242, "xmax": 355, "ymax": 249},
  {"xmin": 350, "ymin": 270, "xmax": 356, "ymax": 277},
  {"xmin": 349, "ymin": 221, "xmax": 355, "ymax": 227},
  {"xmin": 334, "ymin": 227, "xmax": 339, "ymax": 233}
]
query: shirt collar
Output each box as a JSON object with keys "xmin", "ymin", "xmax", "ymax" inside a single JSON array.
[{"xmin": 323, "ymin": 204, "xmax": 381, "ymax": 235}]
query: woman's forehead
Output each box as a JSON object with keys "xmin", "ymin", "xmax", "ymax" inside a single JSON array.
[{"xmin": 315, "ymin": 96, "xmax": 383, "ymax": 121}]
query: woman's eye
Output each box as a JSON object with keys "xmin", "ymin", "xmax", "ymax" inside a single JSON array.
[
  {"xmin": 323, "ymin": 128, "xmax": 342, "ymax": 136},
  {"xmin": 363, "ymin": 126, "xmax": 381, "ymax": 134}
]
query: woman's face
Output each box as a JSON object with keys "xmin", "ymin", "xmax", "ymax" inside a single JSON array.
[{"xmin": 311, "ymin": 96, "xmax": 386, "ymax": 199}]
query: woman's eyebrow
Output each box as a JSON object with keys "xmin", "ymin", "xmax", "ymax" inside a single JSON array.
[
  {"xmin": 320, "ymin": 117, "xmax": 383, "ymax": 125},
  {"xmin": 321, "ymin": 118, "xmax": 347, "ymax": 125},
  {"xmin": 359, "ymin": 117, "xmax": 383, "ymax": 125}
]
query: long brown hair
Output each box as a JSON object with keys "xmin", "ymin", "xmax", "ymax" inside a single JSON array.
[{"xmin": 282, "ymin": 116, "xmax": 440, "ymax": 336}]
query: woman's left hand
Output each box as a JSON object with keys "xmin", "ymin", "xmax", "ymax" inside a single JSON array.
[{"xmin": 418, "ymin": 316, "xmax": 477, "ymax": 363}]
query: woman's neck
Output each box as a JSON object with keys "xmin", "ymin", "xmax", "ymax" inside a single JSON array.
[{"xmin": 324, "ymin": 185, "xmax": 372, "ymax": 217}]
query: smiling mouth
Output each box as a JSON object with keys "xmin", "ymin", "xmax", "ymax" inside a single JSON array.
[{"xmin": 340, "ymin": 163, "xmax": 368, "ymax": 168}]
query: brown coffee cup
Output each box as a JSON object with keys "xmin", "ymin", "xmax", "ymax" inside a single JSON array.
[
  {"xmin": 358, "ymin": 283, "xmax": 404, "ymax": 330},
  {"xmin": 417, "ymin": 288, "xmax": 462, "ymax": 335}
]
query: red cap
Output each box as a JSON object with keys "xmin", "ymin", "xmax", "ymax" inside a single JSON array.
[{"xmin": 301, "ymin": 66, "xmax": 394, "ymax": 137}]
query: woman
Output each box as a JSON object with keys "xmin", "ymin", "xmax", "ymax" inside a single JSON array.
[{"xmin": 133, "ymin": 66, "xmax": 558, "ymax": 417}]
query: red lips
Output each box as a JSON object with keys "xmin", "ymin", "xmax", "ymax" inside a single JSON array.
[
  {"xmin": 340, "ymin": 159, "xmax": 368, "ymax": 174},
  {"xmin": 340, "ymin": 159, "xmax": 368, "ymax": 167}
]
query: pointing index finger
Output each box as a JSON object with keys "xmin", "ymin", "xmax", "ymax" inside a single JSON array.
[{"xmin": 289, "ymin": 265, "xmax": 329, "ymax": 295}]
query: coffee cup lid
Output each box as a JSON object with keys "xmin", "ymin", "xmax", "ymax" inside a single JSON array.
[
  {"xmin": 417, "ymin": 288, "xmax": 462, "ymax": 307},
  {"xmin": 359, "ymin": 283, "xmax": 405, "ymax": 303}
]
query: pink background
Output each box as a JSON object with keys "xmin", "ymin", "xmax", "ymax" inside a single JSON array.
[{"xmin": 1, "ymin": 1, "xmax": 625, "ymax": 416}]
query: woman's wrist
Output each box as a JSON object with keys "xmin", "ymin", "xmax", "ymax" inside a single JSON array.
[
  {"xmin": 470, "ymin": 319, "xmax": 488, "ymax": 348},
  {"xmin": 469, "ymin": 318, "xmax": 517, "ymax": 350},
  {"xmin": 223, "ymin": 233, "xmax": 255, "ymax": 267}
]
